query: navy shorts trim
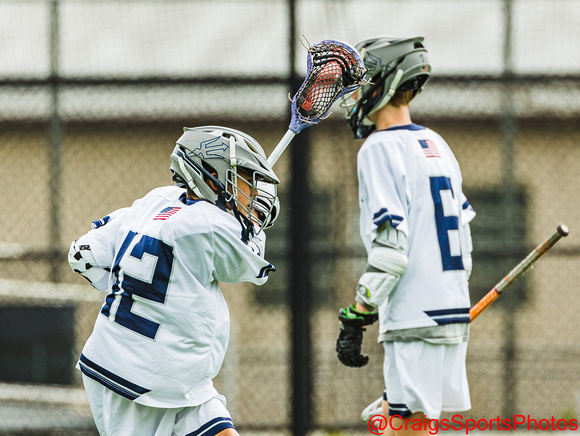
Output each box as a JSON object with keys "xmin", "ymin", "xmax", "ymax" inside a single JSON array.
[{"xmin": 383, "ymin": 390, "xmax": 412, "ymax": 418}]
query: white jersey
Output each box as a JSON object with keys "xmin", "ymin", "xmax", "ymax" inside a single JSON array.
[
  {"xmin": 357, "ymin": 124, "xmax": 475, "ymax": 333},
  {"xmin": 75, "ymin": 186, "xmax": 274, "ymax": 408}
]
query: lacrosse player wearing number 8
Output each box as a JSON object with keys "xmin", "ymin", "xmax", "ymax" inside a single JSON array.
[
  {"xmin": 68, "ymin": 126, "xmax": 279, "ymax": 436},
  {"xmin": 336, "ymin": 37, "xmax": 475, "ymax": 435}
]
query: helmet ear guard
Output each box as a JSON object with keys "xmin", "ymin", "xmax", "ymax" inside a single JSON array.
[{"xmin": 172, "ymin": 149, "xmax": 235, "ymax": 214}]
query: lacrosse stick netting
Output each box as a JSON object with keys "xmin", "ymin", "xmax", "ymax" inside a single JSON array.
[{"xmin": 267, "ymin": 39, "xmax": 365, "ymax": 166}]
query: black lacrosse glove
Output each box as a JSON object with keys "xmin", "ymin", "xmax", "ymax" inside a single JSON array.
[{"xmin": 336, "ymin": 304, "xmax": 379, "ymax": 368}]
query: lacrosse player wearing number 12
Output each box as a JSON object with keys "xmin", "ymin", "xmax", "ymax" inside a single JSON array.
[
  {"xmin": 68, "ymin": 126, "xmax": 279, "ymax": 436},
  {"xmin": 336, "ymin": 37, "xmax": 475, "ymax": 436}
]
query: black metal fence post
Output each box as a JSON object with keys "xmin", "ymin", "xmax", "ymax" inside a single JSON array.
[
  {"xmin": 48, "ymin": 0, "xmax": 63, "ymax": 283},
  {"xmin": 288, "ymin": 0, "xmax": 312, "ymax": 434}
]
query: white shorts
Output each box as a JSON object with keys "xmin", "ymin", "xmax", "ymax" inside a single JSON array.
[
  {"xmin": 82, "ymin": 374, "xmax": 235, "ymax": 436},
  {"xmin": 382, "ymin": 340, "xmax": 471, "ymax": 420}
]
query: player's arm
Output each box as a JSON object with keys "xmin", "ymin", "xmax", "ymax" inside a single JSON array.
[
  {"xmin": 68, "ymin": 207, "xmax": 129, "ymax": 291},
  {"xmin": 460, "ymin": 193, "xmax": 476, "ymax": 280},
  {"xmin": 461, "ymin": 221, "xmax": 473, "ymax": 280},
  {"xmin": 336, "ymin": 221, "xmax": 408, "ymax": 368},
  {"xmin": 355, "ymin": 221, "xmax": 408, "ymax": 308},
  {"xmin": 210, "ymin": 215, "xmax": 276, "ymax": 286},
  {"xmin": 337, "ymin": 142, "xmax": 411, "ymax": 367},
  {"xmin": 68, "ymin": 234, "xmax": 110, "ymax": 291},
  {"xmin": 90, "ymin": 207, "xmax": 129, "ymax": 229},
  {"xmin": 355, "ymin": 140, "xmax": 410, "ymax": 307}
]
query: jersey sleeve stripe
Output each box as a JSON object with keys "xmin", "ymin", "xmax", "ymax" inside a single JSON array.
[
  {"xmin": 373, "ymin": 208, "xmax": 404, "ymax": 229},
  {"xmin": 91, "ymin": 215, "xmax": 111, "ymax": 229},
  {"xmin": 257, "ymin": 263, "xmax": 276, "ymax": 278},
  {"xmin": 185, "ymin": 417, "xmax": 235, "ymax": 436}
]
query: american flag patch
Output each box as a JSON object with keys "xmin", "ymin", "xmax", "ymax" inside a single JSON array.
[
  {"xmin": 419, "ymin": 139, "xmax": 440, "ymax": 158},
  {"xmin": 153, "ymin": 207, "xmax": 181, "ymax": 220}
]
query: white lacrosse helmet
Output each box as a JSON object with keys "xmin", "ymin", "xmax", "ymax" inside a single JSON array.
[
  {"xmin": 343, "ymin": 36, "xmax": 431, "ymax": 138},
  {"xmin": 169, "ymin": 126, "xmax": 280, "ymax": 240}
]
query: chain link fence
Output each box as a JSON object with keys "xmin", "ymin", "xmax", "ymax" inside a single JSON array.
[{"xmin": 0, "ymin": 1, "xmax": 579, "ymax": 435}]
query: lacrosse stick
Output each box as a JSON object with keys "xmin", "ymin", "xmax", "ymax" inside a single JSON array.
[
  {"xmin": 360, "ymin": 396, "xmax": 383, "ymax": 422},
  {"xmin": 470, "ymin": 223, "xmax": 569, "ymax": 321},
  {"xmin": 360, "ymin": 223, "xmax": 570, "ymax": 422},
  {"xmin": 267, "ymin": 38, "xmax": 365, "ymax": 167}
]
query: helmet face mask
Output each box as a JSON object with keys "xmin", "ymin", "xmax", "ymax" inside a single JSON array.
[
  {"xmin": 254, "ymin": 181, "xmax": 280, "ymax": 230},
  {"xmin": 170, "ymin": 126, "xmax": 280, "ymax": 240},
  {"xmin": 225, "ymin": 168, "xmax": 277, "ymax": 230},
  {"xmin": 342, "ymin": 36, "xmax": 431, "ymax": 139}
]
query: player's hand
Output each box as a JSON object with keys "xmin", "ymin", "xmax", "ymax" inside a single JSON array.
[
  {"xmin": 336, "ymin": 305, "xmax": 378, "ymax": 368},
  {"xmin": 68, "ymin": 239, "xmax": 110, "ymax": 291}
]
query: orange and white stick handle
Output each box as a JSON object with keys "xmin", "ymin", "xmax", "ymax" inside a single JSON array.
[{"xmin": 470, "ymin": 223, "xmax": 569, "ymax": 322}]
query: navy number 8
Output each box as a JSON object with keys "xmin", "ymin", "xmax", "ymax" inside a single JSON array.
[{"xmin": 430, "ymin": 176, "xmax": 464, "ymax": 271}]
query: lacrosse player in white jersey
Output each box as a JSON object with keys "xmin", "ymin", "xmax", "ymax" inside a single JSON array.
[
  {"xmin": 68, "ymin": 126, "xmax": 280, "ymax": 436},
  {"xmin": 336, "ymin": 37, "xmax": 475, "ymax": 435}
]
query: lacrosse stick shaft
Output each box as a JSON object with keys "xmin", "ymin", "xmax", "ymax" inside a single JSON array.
[
  {"xmin": 267, "ymin": 130, "xmax": 296, "ymax": 167},
  {"xmin": 470, "ymin": 223, "xmax": 569, "ymax": 322}
]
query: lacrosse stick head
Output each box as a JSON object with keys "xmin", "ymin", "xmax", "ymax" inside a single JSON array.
[{"xmin": 289, "ymin": 39, "xmax": 365, "ymax": 133}]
